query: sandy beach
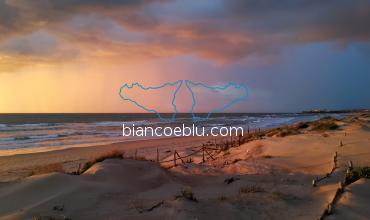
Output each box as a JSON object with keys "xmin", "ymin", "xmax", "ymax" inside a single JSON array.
[
  {"xmin": 0, "ymin": 135, "xmax": 216, "ymax": 182},
  {"xmin": 1, "ymin": 1, "xmax": 369, "ymax": 219},
  {"xmin": 0, "ymin": 113, "xmax": 369, "ymax": 220}
]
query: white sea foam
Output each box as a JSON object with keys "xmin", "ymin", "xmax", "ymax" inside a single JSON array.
[{"xmin": 0, "ymin": 113, "xmax": 344, "ymax": 154}]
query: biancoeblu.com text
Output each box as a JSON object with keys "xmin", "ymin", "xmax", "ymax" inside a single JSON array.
[{"xmin": 122, "ymin": 124, "xmax": 244, "ymax": 137}]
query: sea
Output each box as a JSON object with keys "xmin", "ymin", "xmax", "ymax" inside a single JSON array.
[{"xmin": 0, "ymin": 113, "xmax": 344, "ymax": 156}]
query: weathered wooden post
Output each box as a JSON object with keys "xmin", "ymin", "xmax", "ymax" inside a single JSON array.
[
  {"xmin": 338, "ymin": 181, "xmax": 344, "ymax": 192},
  {"xmin": 173, "ymin": 150, "xmax": 177, "ymax": 166},
  {"xmin": 156, "ymin": 147, "xmax": 159, "ymax": 162},
  {"xmin": 346, "ymin": 167, "xmax": 351, "ymax": 176},
  {"xmin": 340, "ymin": 140, "xmax": 343, "ymax": 147},
  {"xmin": 312, "ymin": 179, "xmax": 317, "ymax": 187},
  {"xmin": 176, "ymin": 151, "xmax": 185, "ymax": 164},
  {"xmin": 205, "ymin": 148, "xmax": 215, "ymax": 160},
  {"xmin": 348, "ymin": 160, "xmax": 353, "ymax": 170},
  {"xmin": 202, "ymin": 147, "xmax": 205, "ymax": 163},
  {"xmin": 327, "ymin": 203, "xmax": 333, "ymax": 215},
  {"xmin": 77, "ymin": 163, "xmax": 81, "ymax": 174}
]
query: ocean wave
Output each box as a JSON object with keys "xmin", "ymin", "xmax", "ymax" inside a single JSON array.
[
  {"xmin": 93, "ymin": 120, "xmax": 159, "ymax": 127},
  {"xmin": 0, "ymin": 137, "xmax": 14, "ymax": 142},
  {"xmin": 0, "ymin": 131, "xmax": 101, "ymax": 143},
  {"xmin": 0, "ymin": 126, "xmax": 62, "ymax": 133},
  {"xmin": 0, "ymin": 134, "xmax": 59, "ymax": 142},
  {"xmin": 93, "ymin": 121, "xmax": 125, "ymax": 126},
  {"xmin": 59, "ymin": 131, "xmax": 101, "ymax": 137},
  {"xmin": 12, "ymin": 123, "xmax": 59, "ymax": 127},
  {"xmin": 123, "ymin": 120, "xmax": 158, "ymax": 126},
  {"xmin": 99, "ymin": 132, "xmax": 122, "ymax": 137},
  {"xmin": 0, "ymin": 113, "xmax": 345, "ymax": 153},
  {"xmin": 23, "ymin": 134, "xmax": 59, "ymax": 140}
]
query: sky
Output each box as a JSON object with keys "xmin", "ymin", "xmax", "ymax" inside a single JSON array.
[{"xmin": 0, "ymin": 0, "xmax": 369, "ymax": 113}]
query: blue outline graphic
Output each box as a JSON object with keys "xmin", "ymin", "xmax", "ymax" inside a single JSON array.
[
  {"xmin": 185, "ymin": 80, "xmax": 249, "ymax": 122},
  {"xmin": 119, "ymin": 80, "xmax": 183, "ymax": 122},
  {"xmin": 119, "ymin": 80, "xmax": 249, "ymax": 122}
]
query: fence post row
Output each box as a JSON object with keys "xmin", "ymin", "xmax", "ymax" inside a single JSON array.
[
  {"xmin": 158, "ymin": 136, "xmax": 242, "ymax": 166},
  {"xmin": 176, "ymin": 151, "xmax": 185, "ymax": 164},
  {"xmin": 204, "ymin": 148, "xmax": 215, "ymax": 160}
]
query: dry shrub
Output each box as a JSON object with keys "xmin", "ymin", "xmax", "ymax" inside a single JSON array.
[
  {"xmin": 276, "ymin": 128, "xmax": 300, "ymax": 137},
  {"xmin": 266, "ymin": 127, "xmax": 300, "ymax": 137},
  {"xmin": 345, "ymin": 166, "xmax": 370, "ymax": 185},
  {"xmin": 232, "ymin": 158, "xmax": 242, "ymax": 164},
  {"xmin": 271, "ymin": 191, "xmax": 283, "ymax": 200},
  {"xmin": 224, "ymin": 177, "xmax": 240, "ymax": 184},
  {"xmin": 33, "ymin": 215, "xmax": 71, "ymax": 220},
  {"xmin": 265, "ymin": 129, "xmax": 278, "ymax": 137},
  {"xmin": 218, "ymin": 196, "xmax": 228, "ymax": 201},
  {"xmin": 239, "ymin": 185, "xmax": 265, "ymax": 194},
  {"xmin": 294, "ymin": 122, "xmax": 310, "ymax": 129},
  {"xmin": 223, "ymin": 151, "xmax": 230, "ymax": 156},
  {"xmin": 261, "ymin": 155, "xmax": 273, "ymax": 159},
  {"xmin": 135, "ymin": 156, "xmax": 147, "ymax": 161},
  {"xmin": 29, "ymin": 163, "xmax": 64, "ymax": 176},
  {"xmin": 322, "ymin": 133, "xmax": 329, "ymax": 137},
  {"xmin": 266, "ymin": 118, "xmax": 340, "ymax": 137},
  {"xmin": 176, "ymin": 186, "xmax": 198, "ymax": 202},
  {"xmin": 311, "ymin": 120, "xmax": 339, "ymax": 131},
  {"xmin": 221, "ymin": 141, "xmax": 232, "ymax": 151},
  {"xmin": 125, "ymin": 155, "xmax": 147, "ymax": 161},
  {"xmin": 359, "ymin": 112, "xmax": 370, "ymax": 118}
]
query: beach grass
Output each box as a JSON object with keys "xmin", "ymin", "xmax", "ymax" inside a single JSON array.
[
  {"xmin": 78, "ymin": 150, "xmax": 125, "ymax": 174},
  {"xmin": 345, "ymin": 166, "xmax": 370, "ymax": 184}
]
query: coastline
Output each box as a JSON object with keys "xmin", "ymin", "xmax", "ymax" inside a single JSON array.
[
  {"xmin": 0, "ymin": 113, "xmax": 344, "ymax": 181},
  {"xmin": 0, "ymin": 135, "xmax": 220, "ymax": 182},
  {"xmin": 0, "ymin": 113, "xmax": 369, "ymax": 219},
  {"xmin": 0, "ymin": 112, "xmax": 341, "ymax": 157}
]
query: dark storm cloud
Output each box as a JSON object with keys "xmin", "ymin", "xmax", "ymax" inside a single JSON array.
[
  {"xmin": 0, "ymin": 30, "xmax": 78, "ymax": 58},
  {"xmin": 224, "ymin": 0, "xmax": 370, "ymax": 42},
  {"xmin": 0, "ymin": 0, "xmax": 369, "ymax": 62},
  {"xmin": 0, "ymin": 0, "xmax": 18, "ymax": 28},
  {"xmin": 0, "ymin": 31, "xmax": 57, "ymax": 55},
  {"xmin": 1, "ymin": 0, "xmax": 164, "ymax": 33}
]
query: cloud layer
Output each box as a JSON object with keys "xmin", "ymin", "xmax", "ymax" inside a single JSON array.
[{"xmin": 0, "ymin": 0, "xmax": 369, "ymax": 68}]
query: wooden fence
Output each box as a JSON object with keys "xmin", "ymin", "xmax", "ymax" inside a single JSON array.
[{"xmin": 153, "ymin": 135, "xmax": 244, "ymax": 168}]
